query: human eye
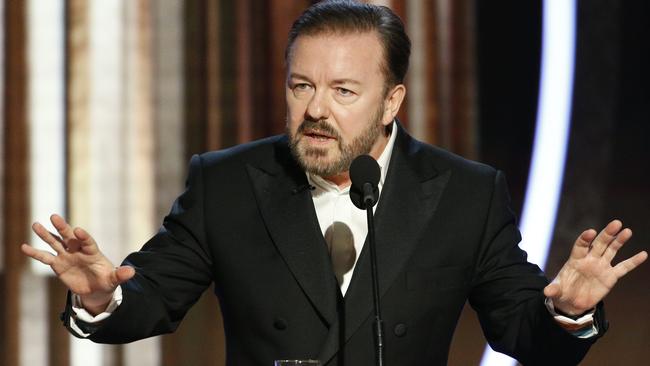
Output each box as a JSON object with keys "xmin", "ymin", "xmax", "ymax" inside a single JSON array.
[
  {"xmin": 336, "ymin": 87, "xmax": 354, "ymax": 97},
  {"xmin": 289, "ymin": 82, "xmax": 313, "ymax": 98},
  {"xmin": 333, "ymin": 86, "xmax": 359, "ymax": 104},
  {"xmin": 289, "ymin": 82, "xmax": 311, "ymax": 91}
]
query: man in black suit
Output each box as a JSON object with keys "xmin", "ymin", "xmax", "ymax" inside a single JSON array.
[{"xmin": 22, "ymin": 1, "xmax": 647, "ymax": 365}]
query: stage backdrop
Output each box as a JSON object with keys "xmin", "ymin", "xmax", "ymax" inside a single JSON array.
[{"xmin": 1, "ymin": 1, "xmax": 647, "ymax": 365}]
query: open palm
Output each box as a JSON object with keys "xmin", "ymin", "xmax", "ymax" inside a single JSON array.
[
  {"xmin": 21, "ymin": 214, "xmax": 134, "ymax": 312},
  {"xmin": 544, "ymin": 220, "xmax": 648, "ymax": 315}
]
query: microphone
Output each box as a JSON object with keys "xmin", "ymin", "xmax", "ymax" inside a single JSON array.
[
  {"xmin": 349, "ymin": 154, "xmax": 380, "ymax": 209},
  {"xmin": 349, "ymin": 154, "xmax": 384, "ymax": 366}
]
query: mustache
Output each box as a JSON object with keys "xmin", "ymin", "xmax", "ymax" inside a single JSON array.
[{"xmin": 297, "ymin": 120, "xmax": 340, "ymax": 139}]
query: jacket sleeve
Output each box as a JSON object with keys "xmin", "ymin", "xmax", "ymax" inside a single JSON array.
[
  {"xmin": 468, "ymin": 170, "xmax": 607, "ymax": 365},
  {"xmin": 62, "ymin": 154, "xmax": 215, "ymax": 343}
]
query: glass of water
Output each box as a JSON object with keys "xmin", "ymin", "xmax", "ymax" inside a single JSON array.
[{"xmin": 274, "ymin": 360, "xmax": 321, "ymax": 366}]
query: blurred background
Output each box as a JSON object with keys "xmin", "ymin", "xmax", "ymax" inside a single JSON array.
[{"xmin": 1, "ymin": 0, "xmax": 648, "ymax": 365}]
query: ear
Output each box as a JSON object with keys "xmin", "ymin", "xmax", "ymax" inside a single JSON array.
[{"xmin": 381, "ymin": 84, "xmax": 406, "ymax": 126}]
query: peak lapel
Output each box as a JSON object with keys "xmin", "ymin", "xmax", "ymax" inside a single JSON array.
[{"xmin": 246, "ymin": 151, "xmax": 338, "ymax": 327}]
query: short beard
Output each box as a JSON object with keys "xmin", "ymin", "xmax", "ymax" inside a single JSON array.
[{"xmin": 288, "ymin": 107, "xmax": 385, "ymax": 178}]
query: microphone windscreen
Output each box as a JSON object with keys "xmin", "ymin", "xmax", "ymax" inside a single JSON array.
[{"xmin": 350, "ymin": 154, "xmax": 380, "ymax": 190}]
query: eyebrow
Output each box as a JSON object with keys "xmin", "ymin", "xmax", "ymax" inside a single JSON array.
[
  {"xmin": 288, "ymin": 73, "xmax": 362, "ymax": 86},
  {"xmin": 288, "ymin": 72, "xmax": 311, "ymax": 81},
  {"xmin": 331, "ymin": 78, "xmax": 362, "ymax": 86}
]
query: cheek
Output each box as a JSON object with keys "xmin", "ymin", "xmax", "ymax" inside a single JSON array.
[
  {"xmin": 286, "ymin": 94, "xmax": 304, "ymax": 132},
  {"xmin": 329, "ymin": 105, "xmax": 368, "ymax": 138}
]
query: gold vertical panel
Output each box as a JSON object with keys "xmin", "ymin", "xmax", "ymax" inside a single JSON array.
[
  {"xmin": 57, "ymin": 1, "xmax": 89, "ymax": 365},
  {"xmin": 406, "ymin": 0, "xmax": 429, "ymax": 140},
  {"xmin": 66, "ymin": 0, "xmax": 90, "ymax": 228},
  {"xmin": 152, "ymin": 0, "xmax": 185, "ymax": 220},
  {"xmin": 123, "ymin": 1, "xmax": 159, "ymax": 364},
  {"xmin": 249, "ymin": 1, "xmax": 271, "ymax": 139},
  {"xmin": 268, "ymin": 0, "xmax": 311, "ymax": 136},
  {"xmin": 368, "ymin": 0, "xmax": 392, "ymax": 6},
  {"xmin": 0, "ymin": 1, "xmax": 3, "ymax": 347},
  {"xmin": 182, "ymin": 0, "xmax": 208, "ymax": 157},
  {"xmin": 124, "ymin": 0, "xmax": 154, "ymax": 254},
  {"xmin": 432, "ymin": 0, "xmax": 477, "ymax": 157},
  {"xmin": 18, "ymin": 272, "xmax": 47, "ymax": 365},
  {"xmin": 434, "ymin": 0, "xmax": 452, "ymax": 147},
  {"xmin": 215, "ymin": 1, "xmax": 238, "ymax": 149},
  {"xmin": 48, "ymin": 277, "xmax": 70, "ymax": 366},
  {"xmin": 0, "ymin": 0, "xmax": 6, "ymax": 275},
  {"xmin": 235, "ymin": 0, "xmax": 253, "ymax": 143},
  {"xmin": 2, "ymin": 1, "xmax": 29, "ymax": 365},
  {"xmin": 447, "ymin": 0, "xmax": 477, "ymax": 159},
  {"xmin": 163, "ymin": 2, "xmax": 199, "ymax": 363},
  {"xmin": 407, "ymin": 0, "xmax": 442, "ymax": 145},
  {"xmin": 121, "ymin": 0, "xmax": 160, "ymax": 365},
  {"xmin": 423, "ymin": 0, "xmax": 440, "ymax": 145},
  {"xmin": 205, "ymin": 0, "xmax": 222, "ymax": 151},
  {"xmin": 67, "ymin": 0, "xmax": 138, "ymax": 364},
  {"xmin": 66, "ymin": 0, "xmax": 107, "ymax": 365}
]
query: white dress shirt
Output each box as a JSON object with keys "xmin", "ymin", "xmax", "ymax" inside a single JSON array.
[{"xmin": 307, "ymin": 122, "xmax": 397, "ymax": 296}]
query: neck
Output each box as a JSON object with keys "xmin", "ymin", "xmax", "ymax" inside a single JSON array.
[{"xmin": 322, "ymin": 172, "xmax": 351, "ymax": 188}]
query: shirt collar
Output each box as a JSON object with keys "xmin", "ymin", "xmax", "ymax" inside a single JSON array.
[
  {"xmin": 307, "ymin": 120, "xmax": 397, "ymax": 193},
  {"xmin": 376, "ymin": 120, "xmax": 397, "ymax": 188}
]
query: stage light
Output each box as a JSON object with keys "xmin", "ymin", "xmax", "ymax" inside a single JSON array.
[{"xmin": 480, "ymin": 0, "xmax": 576, "ymax": 364}]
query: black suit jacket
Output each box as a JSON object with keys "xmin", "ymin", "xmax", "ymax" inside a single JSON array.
[{"xmin": 66, "ymin": 124, "xmax": 605, "ymax": 365}]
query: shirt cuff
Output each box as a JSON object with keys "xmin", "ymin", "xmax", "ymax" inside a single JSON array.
[
  {"xmin": 69, "ymin": 286, "xmax": 123, "ymax": 337},
  {"xmin": 545, "ymin": 297, "xmax": 598, "ymax": 338}
]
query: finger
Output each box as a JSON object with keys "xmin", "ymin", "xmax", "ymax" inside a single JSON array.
[
  {"xmin": 543, "ymin": 283, "xmax": 561, "ymax": 298},
  {"xmin": 570, "ymin": 229, "xmax": 597, "ymax": 259},
  {"xmin": 20, "ymin": 243, "xmax": 56, "ymax": 265},
  {"xmin": 72, "ymin": 227, "xmax": 98, "ymax": 250},
  {"xmin": 612, "ymin": 251, "xmax": 648, "ymax": 279},
  {"xmin": 589, "ymin": 219, "xmax": 622, "ymax": 257},
  {"xmin": 32, "ymin": 222, "xmax": 66, "ymax": 254},
  {"xmin": 111, "ymin": 266, "xmax": 136, "ymax": 286},
  {"xmin": 602, "ymin": 228, "xmax": 633, "ymax": 263},
  {"xmin": 50, "ymin": 214, "xmax": 76, "ymax": 241}
]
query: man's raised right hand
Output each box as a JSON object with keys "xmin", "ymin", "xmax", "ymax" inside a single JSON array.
[{"xmin": 21, "ymin": 214, "xmax": 135, "ymax": 315}]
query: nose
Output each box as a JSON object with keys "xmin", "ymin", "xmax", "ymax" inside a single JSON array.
[{"xmin": 305, "ymin": 89, "xmax": 330, "ymax": 121}]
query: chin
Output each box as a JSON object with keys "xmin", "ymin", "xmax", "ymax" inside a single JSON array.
[{"xmin": 302, "ymin": 155, "xmax": 345, "ymax": 177}]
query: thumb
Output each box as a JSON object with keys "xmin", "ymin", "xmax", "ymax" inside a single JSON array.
[
  {"xmin": 543, "ymin": 282, "xmax": 561, "ymax": 298},
  {"xmin": 113, "ymin": 266, "xmax": 136, "ymax": 286}
]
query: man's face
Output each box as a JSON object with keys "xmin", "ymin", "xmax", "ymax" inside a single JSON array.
[{"xmin": 286, "ymin": 32, "xmax": 394, "ymax": 179}]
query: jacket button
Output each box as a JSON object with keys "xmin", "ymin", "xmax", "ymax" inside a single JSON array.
[
  {"xmin": 394, "ymin": 323, "xmax": 407, "ymax": 337},
  {"xmin": 273, "ymin": 318, "xmax": 288, "ymax": 330}
]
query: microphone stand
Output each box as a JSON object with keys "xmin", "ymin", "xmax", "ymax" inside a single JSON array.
[{"xmin": 363, "ymin": 182, "xmax": 384, "ymax": 366}]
